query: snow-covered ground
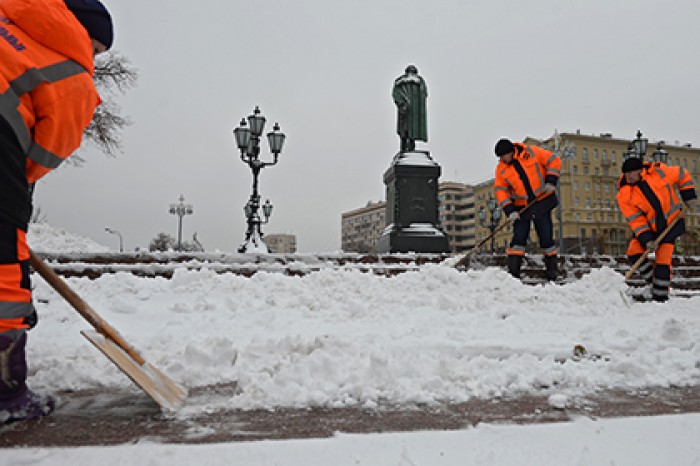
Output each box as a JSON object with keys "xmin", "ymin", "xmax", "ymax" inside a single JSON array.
[{"xmin": 3, "ymin": 224, "xmax": 699, "ymax": 465}]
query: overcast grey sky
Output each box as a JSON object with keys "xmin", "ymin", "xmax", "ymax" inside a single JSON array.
[{"xmin": 34, "ymin": 0, "xmax": 700, "ymax": 252}]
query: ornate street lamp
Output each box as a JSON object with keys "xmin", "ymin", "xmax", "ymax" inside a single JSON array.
[
  {"xmin": 233, "ymin": 106, "xmax": 286, "ymax": 253},
  {"xmin": 169, "ymin": 194, "xmax": 193, "ymax": 251},
  {"xmin": 104, "ymin": 227, "xmax": 123, "ymax": 252},
  {"xmin": 651, "ymin": 141, "xmax": 668, "ymax": 163},
  {"xmin": 479, "ymin": 196, "xmax": 502, "ymax": 255},
  {"xmin": 625, "ymin": 129, "xmax": 648, "ymax": 160}
]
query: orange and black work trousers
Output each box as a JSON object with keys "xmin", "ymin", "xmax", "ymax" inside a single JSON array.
[
  {"xmin": 1, "ymin": 116, "xmax": 34, "ymax": 334},
  {"xmin": 627, "ymin": 238, "xmax": 674, "ymax": 302},
  {"xmin": 0, "ymin": 220, "xmax": 34, "ymax": 333}
]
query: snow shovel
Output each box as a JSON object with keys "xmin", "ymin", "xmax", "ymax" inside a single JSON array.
[
  {"xmin": 453, "ymin": 196, "xmax": 540, "ymax": 269},
  {"xmin": 29, "ymin": 249, "xmax": 187, "ymax": 412},
  {"xmin": 624, "ymin": 206, "xmax": 685, "ymax": 281}
]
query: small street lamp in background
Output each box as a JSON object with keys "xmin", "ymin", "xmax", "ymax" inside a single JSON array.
[
  {"xmin": 169, "ymin": 194, "xmax": 193, "ymax": 251},
  {"xmin": 233, "ymin": 106, "xmax": 286, "ymax": 253},
  {"xmin": 625, "ymin": 130, "xmax": 648, "ymax": 160},
  {"xmin": 104, "ymin": 227, "xmax": 123, "ymax": 252},
  {"xmin": 479, "ymin": 196, "xmax": 502, "ymax": 255},
  {"xmin": 651, "ymin": 140, "xmax": 669, "ymax": 163},
  {"xmin": 548, "ymin": 131, "xmax": 576, "ymax": 253}
]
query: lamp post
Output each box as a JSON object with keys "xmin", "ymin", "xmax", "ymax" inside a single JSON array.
[
  {"xmin": 104, "ymin": 227, "xmax": 123, "ymax": 252},
  {"xmin": 169, "ymin": 194, "xmax": 193, "ymax": 251},
  {"xmin": 651, "ymin": 140, "xmax": 668, "ymax": 163},
  {"xmin": 625, "ymin": 129, "xmax": 648, "ymax": 160},
  {"xmin": 479, "ymin": 196, "xmax": 502, "ymax": 254},
  {"xmin": 548, "ymin": 131, "xmax": 576, "ymax": 253},
  {"xmin": 233, "ymin": 106, "xmax": 286, "ymax": 253}
]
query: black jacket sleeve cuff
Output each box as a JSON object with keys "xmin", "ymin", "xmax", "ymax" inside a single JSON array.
[
  {"xmin": 680, "ymin": 189, "xmax": 697, "ymax": 202},
  {"xmin": 544, "ymin": 175, "xmax": 558, "ymax": 186}
]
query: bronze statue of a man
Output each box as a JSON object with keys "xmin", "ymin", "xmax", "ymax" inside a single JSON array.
[{"xmin": 392, "ymin": 65, "xmax": 428, "ymax": 152}]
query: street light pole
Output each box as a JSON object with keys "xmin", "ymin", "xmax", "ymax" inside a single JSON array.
[
  {"xmin": 104, "ymin": 227, "xmax": 123, "ymax": 252},
  {"xmin": 169, "ymin": 194, "xmax": 193, "ymax": 251},
  {"xmin": 547, "ymin": 131, "xmax": 575, "ymax": 253},
  {"xmin": 479, "ymin": 196, "xmax": 502, "ymax": 255},
  {"xmin": 233, "ymin": 106, "xmax": 286, "ymax": 253}
]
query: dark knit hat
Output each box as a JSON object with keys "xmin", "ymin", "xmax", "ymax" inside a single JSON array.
[
  {"xmin": 494, "ymin": 138, "xmax": 514, "ymax": 157},
  {"xmin": 621, "ymin": 157, "xmax": 644, "ymax": 173},
  {"xmin": 64, "ymin": 0, "xmax": 113, "ymax": 50}
]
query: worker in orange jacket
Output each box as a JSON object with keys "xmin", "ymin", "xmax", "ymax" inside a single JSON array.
[
  {"xmin": 0, "ymin": 0, "xmax": 113, "ymax": 422},
  {"xmin": 616, "ymin": 157, "xmax": 697, "ymax": 302},
  {"xmin": 494, "ymin": 138, "xmax": 562, "ymax": 280}
]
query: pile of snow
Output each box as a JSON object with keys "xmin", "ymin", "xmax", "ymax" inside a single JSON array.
[
  {"xmin": 28, "ymin": 223, "xmax": 110, "ymax": 253},
  {"xmin": 27, "ymin": 262, "xmax": 700, "ymax": 413}
]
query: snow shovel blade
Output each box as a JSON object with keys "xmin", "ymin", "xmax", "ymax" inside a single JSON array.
[{"xmin": 81, "ymin": 330, "xmax": 187, "ymax": 413}]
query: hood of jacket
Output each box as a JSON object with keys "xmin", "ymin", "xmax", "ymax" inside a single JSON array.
[{"xmin": 1, "ymin": 0, "xmax": 94, "ymax": 74}]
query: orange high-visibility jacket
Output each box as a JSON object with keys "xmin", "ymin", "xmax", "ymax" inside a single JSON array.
[
  {"xmin": 0, "ymin": 0, "xmax": 100, "ymax": 184},
  {"xmin": 616, "ymin": 162, "xmax": 697, "ymax": 246},
  {"xmin": 494, "ymin": 142, "xmax": 561, "ymax": 215}
]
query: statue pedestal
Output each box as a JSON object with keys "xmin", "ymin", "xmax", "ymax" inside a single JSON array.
[{"xmin": 378, "ymin": 151, "xmax": 450, "ymax": 253}]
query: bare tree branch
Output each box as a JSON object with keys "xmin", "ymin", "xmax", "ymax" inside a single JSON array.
[{"xmin": 71, "ymin": 51, "xmax": 138, "ymax": 161}]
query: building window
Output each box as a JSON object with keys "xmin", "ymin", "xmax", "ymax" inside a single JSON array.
[
  {"xmin": 583, "ymin": 166, "xmax": 589, "ymax": 175},
  {"xmin": 611, "ymin": 151, "xmax": 616, "ymax": 163},
  {"xmin": 573, "ymin": 180, "xmax": 579, "ymax": 190},
  {"xmin": 594, "ymin": 149, "xmax": 598, "ymax": 160},
  {"xmin": 582, "ymin": 148, "xmax": 589, "ymax": 162},
  {"xmin": 574, "ymin": 196, "xmax": 580, "ymax": 206},
  {"xmin": 584, "ymin": 181, "xmax": 590, "ymax": 191},
  {"xmin": 573, "ymin": 165, "xmax": 578, "ymax": 175},
  {"xmin": 585, "ymin": 198, "xmax": 591, "ymax": 208},
  {"xmin": 594, "ymin": 167, "xmax": 599, "ymax": 175}
]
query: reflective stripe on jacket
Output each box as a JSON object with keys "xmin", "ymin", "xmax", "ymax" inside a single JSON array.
[
  {"xmin": 616, "ymin": 162, "xmax": 697, "ymax": 245},
  {"xmin": 494, "ymin": 142, "xmax": 561, "ymax": 215},
  {"xmin": 0, "ymin": 0, "xmax": 100, "ymax": 184}
]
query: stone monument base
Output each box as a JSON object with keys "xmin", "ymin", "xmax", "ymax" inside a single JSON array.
[
  {"xmin": 377, "ymin": 150, "xmax": 450, "ymax": 254},
  {"xmin": 378, "ymin": 223, "xmax": 449, "ymax": 253}
]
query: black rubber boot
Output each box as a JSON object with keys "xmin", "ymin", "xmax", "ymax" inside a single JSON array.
[
  {"xmin": 0, "ymin": 331, "xmax": 55, "ymax": 423},
  {"xmin": 507, "ymin": 255, "xmax": 522, "ymax": 278},
  {"xmin": 544, "ymin": 255, "xmax": 558, "ymax": 281}
]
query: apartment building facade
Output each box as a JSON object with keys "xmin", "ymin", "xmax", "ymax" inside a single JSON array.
[
  {"xmin": 437, "ymin": 182, "xmax": 475, "ymax": 253},
  {"xmin": 341, "ymin": 201, "xmax": 386, "ymax": 252}
]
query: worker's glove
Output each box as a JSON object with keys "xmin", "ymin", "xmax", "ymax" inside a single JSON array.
[
  {"xmin": 508, "ymin": 211, "xmax": 519, "ymax": 222},
  {"xmin": 543, "ymin": 183, "xmax": 556, "ymax": 194},
  {"xmin": 645, "ymin": 241, "xmax": 658, "ymax": 253}
]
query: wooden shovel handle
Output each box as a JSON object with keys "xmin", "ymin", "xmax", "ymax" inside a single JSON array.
[
  {"xmin": 624, "ymin": 206, "xmax": 685, "ymax": 281},
  {"xmin": 29, "ymin": 249, "xmax": 146, "ymax": 365}
]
